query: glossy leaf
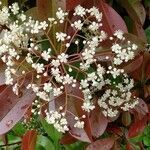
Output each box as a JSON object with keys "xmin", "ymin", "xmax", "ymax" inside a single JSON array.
[
  {"xmin": 86, "ymin": 138, "xmax": 115, "ymax": 150},
  {"xmin": 120, "ymin": 0, "xmax": 146, "ymax": 25},
  {"xmin": 122, "ymin": 54, "xmax": 144, "ymax": 74},
  {"xmin": 36, "ymin": 135, "xmax": 55, "ymax": 150},
  {"xmin": 36, "ymin": 0, "xmax": 52, "ymax": 21},
  {"xmin": 40, "ymin": 117, "xmax": 62, "ymax": 142},
  {"xmin": 132, "ymin": 22, "xmax": 147, "ymax": 42},
  {"xmin": 0, "ymin": 87, "xmax": 36, "ymax": 135},
  {"xmin": 48, "ymin": 83, "xmax": 93, "ymax": 143},
  {"xmin": 66, "ymin": 0, "xmax": 85, "ymax": 10},
  {"xmin": 60, "ymin": 133, "xmax": 77, "ymax": 145},
  {"xmin": 134, "ymin": 99, "xmax": 149, "ymax": 116},
  {"xmin": 128, "ymin": 116, "xmax": 147, "ymax": 138},
  {"xmin": 97, "ymin": 0, "xmax": 128, "ymax": 35},
  {"xmin": 21, "ymin": 130, "xmax": 37, "ymax": 150},
  {"xmin": 90, "ymin": 107, "xmax": 108, "ymax": 138}
]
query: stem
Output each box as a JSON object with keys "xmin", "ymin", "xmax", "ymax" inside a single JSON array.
[
  {"xmin": 0, "ymin": 141, "xmax": 21, "ymax": 148},
  {"xmin": 44, "ymin": 31, "xmax": 57, "ymax": 55}
]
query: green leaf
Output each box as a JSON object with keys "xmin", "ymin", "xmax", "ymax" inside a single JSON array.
[
  {"xmin": 12, "ymin": 122, "xmax": 26, "ymax": 136},
  {"xmin": 129, "ymin": 134, "xmax": 143, "ymax": 143},
  {"xmin": 36, "ymin": 144, "xmax": 46, "ymax": 150},
  {"xmin": 143, "ymin": 136, "xmax": 150, "ymax": 146},
  {"xmin": 36, "ymin": 135, "xmax": 55, "ymax": 150},
  {"xmin": 145, "ymin": 26, "xmax": 150, "ymax": 44},
  {"xmin": 40, "ymin": 117, "xmax": 62, "ymax": 141}
]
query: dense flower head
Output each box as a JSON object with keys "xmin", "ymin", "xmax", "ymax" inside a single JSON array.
[{"xmin": 0, "ymin": 2, "xmax": 140, "ymax": 133}]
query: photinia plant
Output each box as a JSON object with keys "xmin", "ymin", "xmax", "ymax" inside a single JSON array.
[{"xmin": 0, "ymin": 0, "xmax": 149, "ymax": 150}]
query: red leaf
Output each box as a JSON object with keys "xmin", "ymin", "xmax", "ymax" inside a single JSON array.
[
  {"xmin": 21, "ymin": 130, "xmax": 37, "ymax": 150},
  {"xmin": 36, "ymin": 0, "xmax": 51, "ymax": 20},
  {"xmin": 48, "ymin": 83, "xmax": 93, "ymax": 143},
  {"xmin": 86, "ymin": 138, "xmax": 115, "ymax": 150},
  {"xmin": 132, "ymin": 22, "xmax": 147, "ymax": 42},
  {"xmin": 126, "ymin": 143, "xmax": 135, "ymax": 150},
  {"xmin": 90, "ymin": 107, "xmax": 108, "ymax": 138},
  {"xmin": 128, "ymin": 116, "xmax": 147, "ymax": 138},
  {"xmin": 0, "ymin": 87, "xmax": 36, "ymax": 135},
  {"xmin": 120, "ymin": 0, "xmax": 146, "ymax": 25},
  {"xmin": 122, "ymin": 54, "xmax": 144, "ymax": 74},
  {"xmin": 98, "ymin": 0, "xmax": 128, "ymax": 35},
  {"xmin": 60, "ymin": 132, "xmax": 77, "ymax": 144},
  {"xmin": 66, "ymin": 112, "xmax": 91, "ymax": 143},
  {"xmin": 66, "ymin": 83, "xmax": 93, "ymax": 142},
  {"xmin": 107, "ymin": 126, "xmax": 123, "ymax": 137},
  {"xmin": 66, "ymin": 0, "xmax": 85, "ymax": 10},
  {"xmin": 134, "ymin": 99, "xmax": 149, "ymax": 116}
]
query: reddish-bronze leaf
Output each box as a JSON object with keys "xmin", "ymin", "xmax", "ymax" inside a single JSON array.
[
  {"xmin": 122, "ymin": 54, "xmax": 144, "ymax": 74},
  {"xmin": 21, "ymin": 130, "xmax": 37, "ymax": 150},
  {"xmin": 0, "ymin": 87, "xmax": 36, "ymax": 135},
  {"xmin": 97, "ymin": 0, "xmax": 128, "ymax": 35},
  {"xmin": 86, "ymin": 138, "xmax": 115, "ymax": 150},
  {"xmin": 90, "ymin": 107, "xmax": 108, "ymax": 138},
  {"xmin": 48, "ymin": 83, "xmax": 93, "ymax": 143},
  {"xmin": 60, "ymin": 132, "xmax": 77, "ymax": 145},
  {"xmin": 128, "ymin": 116, "xmax": 147, "ymax": 138},
  {"xmin": 132, "ymin": 22, "xmax": 147, "ymax": 42},
  {"xmin": 120, "ymin": 0, "xmax": 146, "ymax": 25},
  {"xmin": 66, "ymin": 112, "xmax": 91, "ymax": 143},
  {"xmin": 126, "ymin": 143, "xmax": 135, "ymax": 150},
  {"xmin": 66, "ymin": 83, "xmax": 93, "ymax": 142},
  {"xmin": 134, "ymin": 99, "xmax": 149, "ymax": 116},
  {"xmin": 111, "ymin": 141, "xmax": 121, "ymax": 150},
  {"xmin": 36, "ymin": 0, "xmax": 51, "ymax": 21},
  {"xmin": 66, "ymin": 0, "xmax": 85, "ymax": 10}
]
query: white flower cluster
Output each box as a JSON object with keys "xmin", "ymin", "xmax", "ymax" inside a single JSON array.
[
  {"xmin": 111, "ymin": 30, "xmax": 138, "ymax": 65},
  {"xmin": 98, "ymin": 73, "xmax": 139, "ymax": 117},
  {"xmin": 0, "ymin": 2, "xmax": 141, "ymax": 132},
  {"xmin": 45, "ymin": 110, "xmax": 69, "ymax": 133},
  {"xmin": 80, "ymin": 64, "xmax": 105, "ymax": 112}
]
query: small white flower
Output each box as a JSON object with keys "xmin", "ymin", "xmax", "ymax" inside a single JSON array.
[
  {"xmin": 56, "ymin": 7, "xmax": 68, "ymax": 23},
  {"xmin": 74, "ymin": 120, "xmax": 84, "ymax": 129},
  {"xmin": 53, "ymin": 87, "xmax": 62, "ymax": 96},
  {"xmin": 51, "ymin": 68, "xmax": 60, "ymax": 76},
  {"xmin": 51, "ymin": 59, "xmax": 60, "ymax": 67},
  {"xmin": 88, "ymin": 6, "xmax": 102, "ymax": 22},
  {"xmin": 114, "ymin": 30, "xmax": 124, "ymax": 40},
  {"xmin": 72, "ymin": 20, "xmax": 83, "ymax": 30},
  {"xmin": 74, "ymin": 5, "xmax": 86, "ymax": 17},
  {"xmin": 41, "ymin": 50, "xmax": 51, "ymax": 61},
  {"xmin": 58, "ymin": 53, "xmax": 68, "ymax": 63},
  {"xmin": 56, "ymin": 32, "xmax": 67, "ymax": 42},
  {"xmin": 32, "ymin": 63, "xmax": 45, "ymax": 73},
  {"xmin": 82, "ymin": 102, "xmax": 95, "ymax": 112},
  {"xmin": 40, "ymin": 21, "xmax": 48, "ymax": 30},
  {"xmin": 43, "ymin": 83, "xmax": 52, "ymax": 92},
  {"xmin": 89, "ymin": 22, "xmax": 99, "ymax": 31},
  {"xmin": 10, "ymin": 3, "xmax": 19, "ymax": 15}
]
